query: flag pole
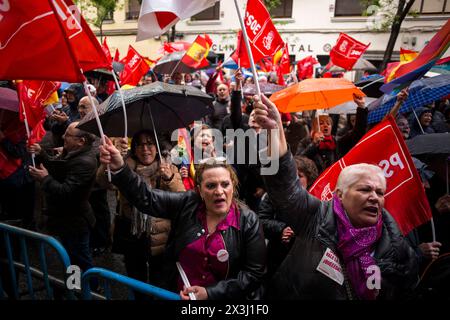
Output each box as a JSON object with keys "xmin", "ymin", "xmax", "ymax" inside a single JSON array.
[
  {"xmin": 111, "ymin": 69, "xmax": 128, "ymax": 138},
  {"xmin": 411, "ymin": 107, "xmax": 425, "ymax": 134},
  {"xmin": 21, "ymin": 103, "xmax": 36, "ymax": 168},
  {"xmin": 359, "ymin": 76, "xmax": 385, "ymax": 89},
  {"xmin": 233, "ymin": 0, "xmax": 261, "ymax": 97},
  {"xmin": 148, "ymin": 104, "xmax": 163, "ymax": 163},
  {"xmin": 82, "ymin": 81, "xmax": 111, "ymax": 182}
]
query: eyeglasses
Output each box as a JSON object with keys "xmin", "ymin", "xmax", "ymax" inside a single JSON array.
[{"xmin": 198, "ymin": 156, "xmax": 227, "ymax": 165}]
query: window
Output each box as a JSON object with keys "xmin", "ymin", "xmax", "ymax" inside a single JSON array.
[
  {"xmin": 104, "ymin": 10, "xmax": 114, "ymax": 21},
  {"xmin": 411, "ymin": 0, "xmax": 450, "ymax": 14},
  {"xmin": 270, "ymin": 0, "xmax": 293, "ymax": 18},
  {"xmin": 126, "ymin": 0, "xmax": 140, "ymax": 20},
  {"xmin": 334, "ymin": 0, "xmax": 365, "ymax": 16},
  {"xmin": 191, "ymin": 2, "xmax": 220, "ymax": 21}
]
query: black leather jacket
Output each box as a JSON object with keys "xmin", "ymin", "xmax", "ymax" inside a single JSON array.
[
  {"xmin": 112, "ymin": 165, "xmax": 267, "ymax": 300},
  {"xmin": 262, "ymin": 152, "xmax": 419, "ymax": 300}
]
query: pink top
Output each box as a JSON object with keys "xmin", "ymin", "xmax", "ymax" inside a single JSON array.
[{"xmin": 177, "ymin": 204, "xmax": 240, "ymax": 291}]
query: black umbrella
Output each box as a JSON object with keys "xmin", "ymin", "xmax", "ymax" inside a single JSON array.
[
  {"xmin": 406, "ymin": 133, "xmax": 450, "ymax": 156},
  {"xmin": 84, "ymin": 68, "xmax": 116, "ymax": 81},
  {"xmin": 153, "ymin": 51, "xmax": 196, "ymax": 75},
  {"xmin": 77, "ymin": 81, "xmax": 213, "ymax": 138}
]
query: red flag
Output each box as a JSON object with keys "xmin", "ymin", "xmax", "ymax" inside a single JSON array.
[
  {"xmin": 296, "ymin": 56, "xmax": 318, "ymax": 80},
  {"xmin": 279, "ymin": 42, "xmax": 291, "ymax": 74},
  {"xmin": 159, "ymin": 41, "xmax": 191, "ymax": 55},
  {"xmin": 276, "ymin": 65, "xmax": 285, "ymax": 85},
  {"xmin": 329, "ymin": 33, "xmax": 370, "ymax": 71},
  {"xmin": 120, "ymin": 46, "xmax": 150, "ymax": 86},
  {"xmin": 180, "ymin": 34, "xmax": 213, "ymax": 69},
  {"xmin": 234, "ymin": 0, "xmax": 284, "ymax": 67},
  {"xmin": 102, "ymin": 37, "xmax": 112, "ymax": 63},
  {"xmin": 231, "ymin": 31, "xmax": 251, "ymax": 68},
  {"xmin": 28, "ymin": 119, "xmax": 47, "ymax": 146},
  {"xmin": 17, "ymin": 80, "xmax": 60, "ymax": 129},
  {"xmin": 0, "ymin": 0, "xmax": 111, "ymax": 82},
  {"xmin": 113, "ymin": 48, "xmax": 120, "ymax": 62},
  {"xmin": 308, "ymin": 116, "xmax": 432, "ymax": 235},
  {"xmin": 259, "ymin": 57, "xmax": 273, "ymax": 73}
]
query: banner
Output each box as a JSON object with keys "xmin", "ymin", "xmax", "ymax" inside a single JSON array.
[
  {"xmin": 381, "ymin": 19, "xmax": 450, "ymax": 93},
  {"xmin": 234, "ymin": 0, "xmax": 284, "ymax": 66},
  {"xmin": 138, "ymin": 0, "xmax": 220, "ymax": 40},
  {"xmin": 309, "ymin": 116, "xmax": 432, "ymax": 235},
  {"xmin": 180, "ymin": 34, "xmax": 213, "ymax": 69},
  {"xmin": 17, "ymin": 80, "xmax": 60, "ymax": 129},
  {"xmin": 297, "ymin": 55, "xmax": 318, "ymax": 80},
  {"xmin": 120, "ymin": 46, "xmax": 150, "ymax": 86},
  {"xmin": 329, "ymin": 33, "xmax": 370, "ymax": 71},
  {"xmin": 0, "ymin": 0, "xmax": 110, "ymax": 82}
]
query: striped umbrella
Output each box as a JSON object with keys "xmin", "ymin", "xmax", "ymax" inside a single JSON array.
[{"xmin": 368, "ymin": 75, "xmax": 450, "ymax": 124}]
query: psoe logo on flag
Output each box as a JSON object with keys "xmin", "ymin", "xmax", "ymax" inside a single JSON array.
[
  {"xmin": 52, "ymin": 0, "xmax": 82, "ymax": 39},
  {"xmin": 338, "ymin": 40, "xmax": 348, "ymax": 53},
  {"xmin": 263, "ymin": 31, "xmax": 274, "ymax": 50},
  {"xmin": 321, "ymin": 183, "xmax": 333, "ymax": 201}
]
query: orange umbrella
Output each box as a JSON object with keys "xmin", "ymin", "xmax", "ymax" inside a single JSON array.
[{"xmin": 269, "ymin": 78, "xmax": 365, "ymax": 113}]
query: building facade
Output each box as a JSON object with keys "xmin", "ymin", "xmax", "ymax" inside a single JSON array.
[{"xmin": 93, "ymin": 0, "xmax": 449, "ymax": 67}]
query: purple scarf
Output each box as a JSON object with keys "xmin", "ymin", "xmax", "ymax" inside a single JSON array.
[{"xmin": 333, "ymin": 195, "xmax": 382, "ymax": 300}]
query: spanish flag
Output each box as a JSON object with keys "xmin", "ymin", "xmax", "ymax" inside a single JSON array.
[
  {"xmin": 400, "ymin": 48, "xmax": 418, "ymax": 62},
  {"xmin": 180, "ymin": 34, "xmax": 213, "ymax": 69}
]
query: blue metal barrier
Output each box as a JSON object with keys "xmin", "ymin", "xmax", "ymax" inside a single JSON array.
[
  {"xmin": 82, "ymin": 267, "xmax": 181, "ymax": 300},
  {"xmin": 0, "ymin": 222, "xmax": 75, "ymax": 300}
]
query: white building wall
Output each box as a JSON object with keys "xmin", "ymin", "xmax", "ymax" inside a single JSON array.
[{"xmin": 93, "ymin": 0, "xmax": 449, "ymax": 63}]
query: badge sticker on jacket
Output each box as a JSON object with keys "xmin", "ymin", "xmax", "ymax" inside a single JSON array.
[
  {"xmin": 217, "ymin": 249, "xmax": 229, "ymax": 262},
  {"xmin": 316, "ymin": 248, "xmax": 344, "ymax": 285}
]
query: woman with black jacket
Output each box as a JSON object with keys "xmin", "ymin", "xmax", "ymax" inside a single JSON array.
[
  {"xmin": 253, "ymin": 94, "xmax": 418, "ymax": 300},
  {"xmin": 99, "ymin": 137, "xmax": 266, "ymax": 300}
]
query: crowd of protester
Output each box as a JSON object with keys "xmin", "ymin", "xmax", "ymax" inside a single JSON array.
[{"xmin": 1, "ymin": 65, "xmax": 450, "ymax": 300}]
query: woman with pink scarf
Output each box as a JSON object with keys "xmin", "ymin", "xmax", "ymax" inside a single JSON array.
[{"xmin": 253, "ymin": 94, "xmax": 418, "ymax": 300}]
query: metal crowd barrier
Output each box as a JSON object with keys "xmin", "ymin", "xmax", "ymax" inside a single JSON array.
[
  {"xmin": 1, "ymin": 222, "xmax": 180, "ymax": 300},
  {"xmin": 0, "ymin": 221, "xmax": 75, "ymax": 300},
  {"xmin": 82, "ymin": 267, "xmax": 181, "ymax": 300}
]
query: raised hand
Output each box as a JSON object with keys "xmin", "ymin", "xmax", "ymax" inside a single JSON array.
[
  {"xmin": 253, "ymin": 94, "xmax": 281, "ymax": 130},
  {"xmin": 396, "ymin": 88, "xmax": 409, "ymax": 104},
  {"xmin": 99, "ymin": 136, "xmax": 125, "ymax": 171},
  {"xmin": 253, "ymin": 94, "xmax": 287, "ymax": 157},
  {"xmin": 353, "ymin": 93, "xmax": 366, "ymax": 108}
]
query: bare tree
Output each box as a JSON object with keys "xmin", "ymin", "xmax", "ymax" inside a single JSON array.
[{"xmin": 363, "ymin": 0, "xmax": 416, "ymax": 72}]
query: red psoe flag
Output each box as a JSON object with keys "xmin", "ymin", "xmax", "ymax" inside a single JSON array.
[
  {"xmin": 308, "ymin": 116, "xmax": 432, "ymax": 235},
  {"xmin": 180, "ymin": 34, "xmax": 213, "ymax": 69},
  {"xmin": 102, "ymin": 37, "xmax": 112, "ymax": 63},
  {"xmin": 17, "ymin": 80, "xmax": 61, "ymax": 129},
  {"xmin": 0, "ymin": 0, "xmax": 110, "ymax": 82},
  {"xmin": 279, "ymin": 42, "xmax": 291, "ymax": 74},
  {"xmin": 236, "ymin": 0, "xmax": 284, "ymax": 66},
  {"xmin": 297, "ymin": 55, "xmax": 319, "ymax": 80},
  {"xmin": 113, "ymin": 48, "xmax": 120, "ymax": 62},
  {"xmin": 231, "ymin": 31, "xmax": 251, "ymax": 68},
  {"xmin": 120, "ymin": 46, "xmax": 150, "ymax": 86},
  {"xmin": 330, "ymin": 33, "xmax": 370, "ymax": 71}
]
